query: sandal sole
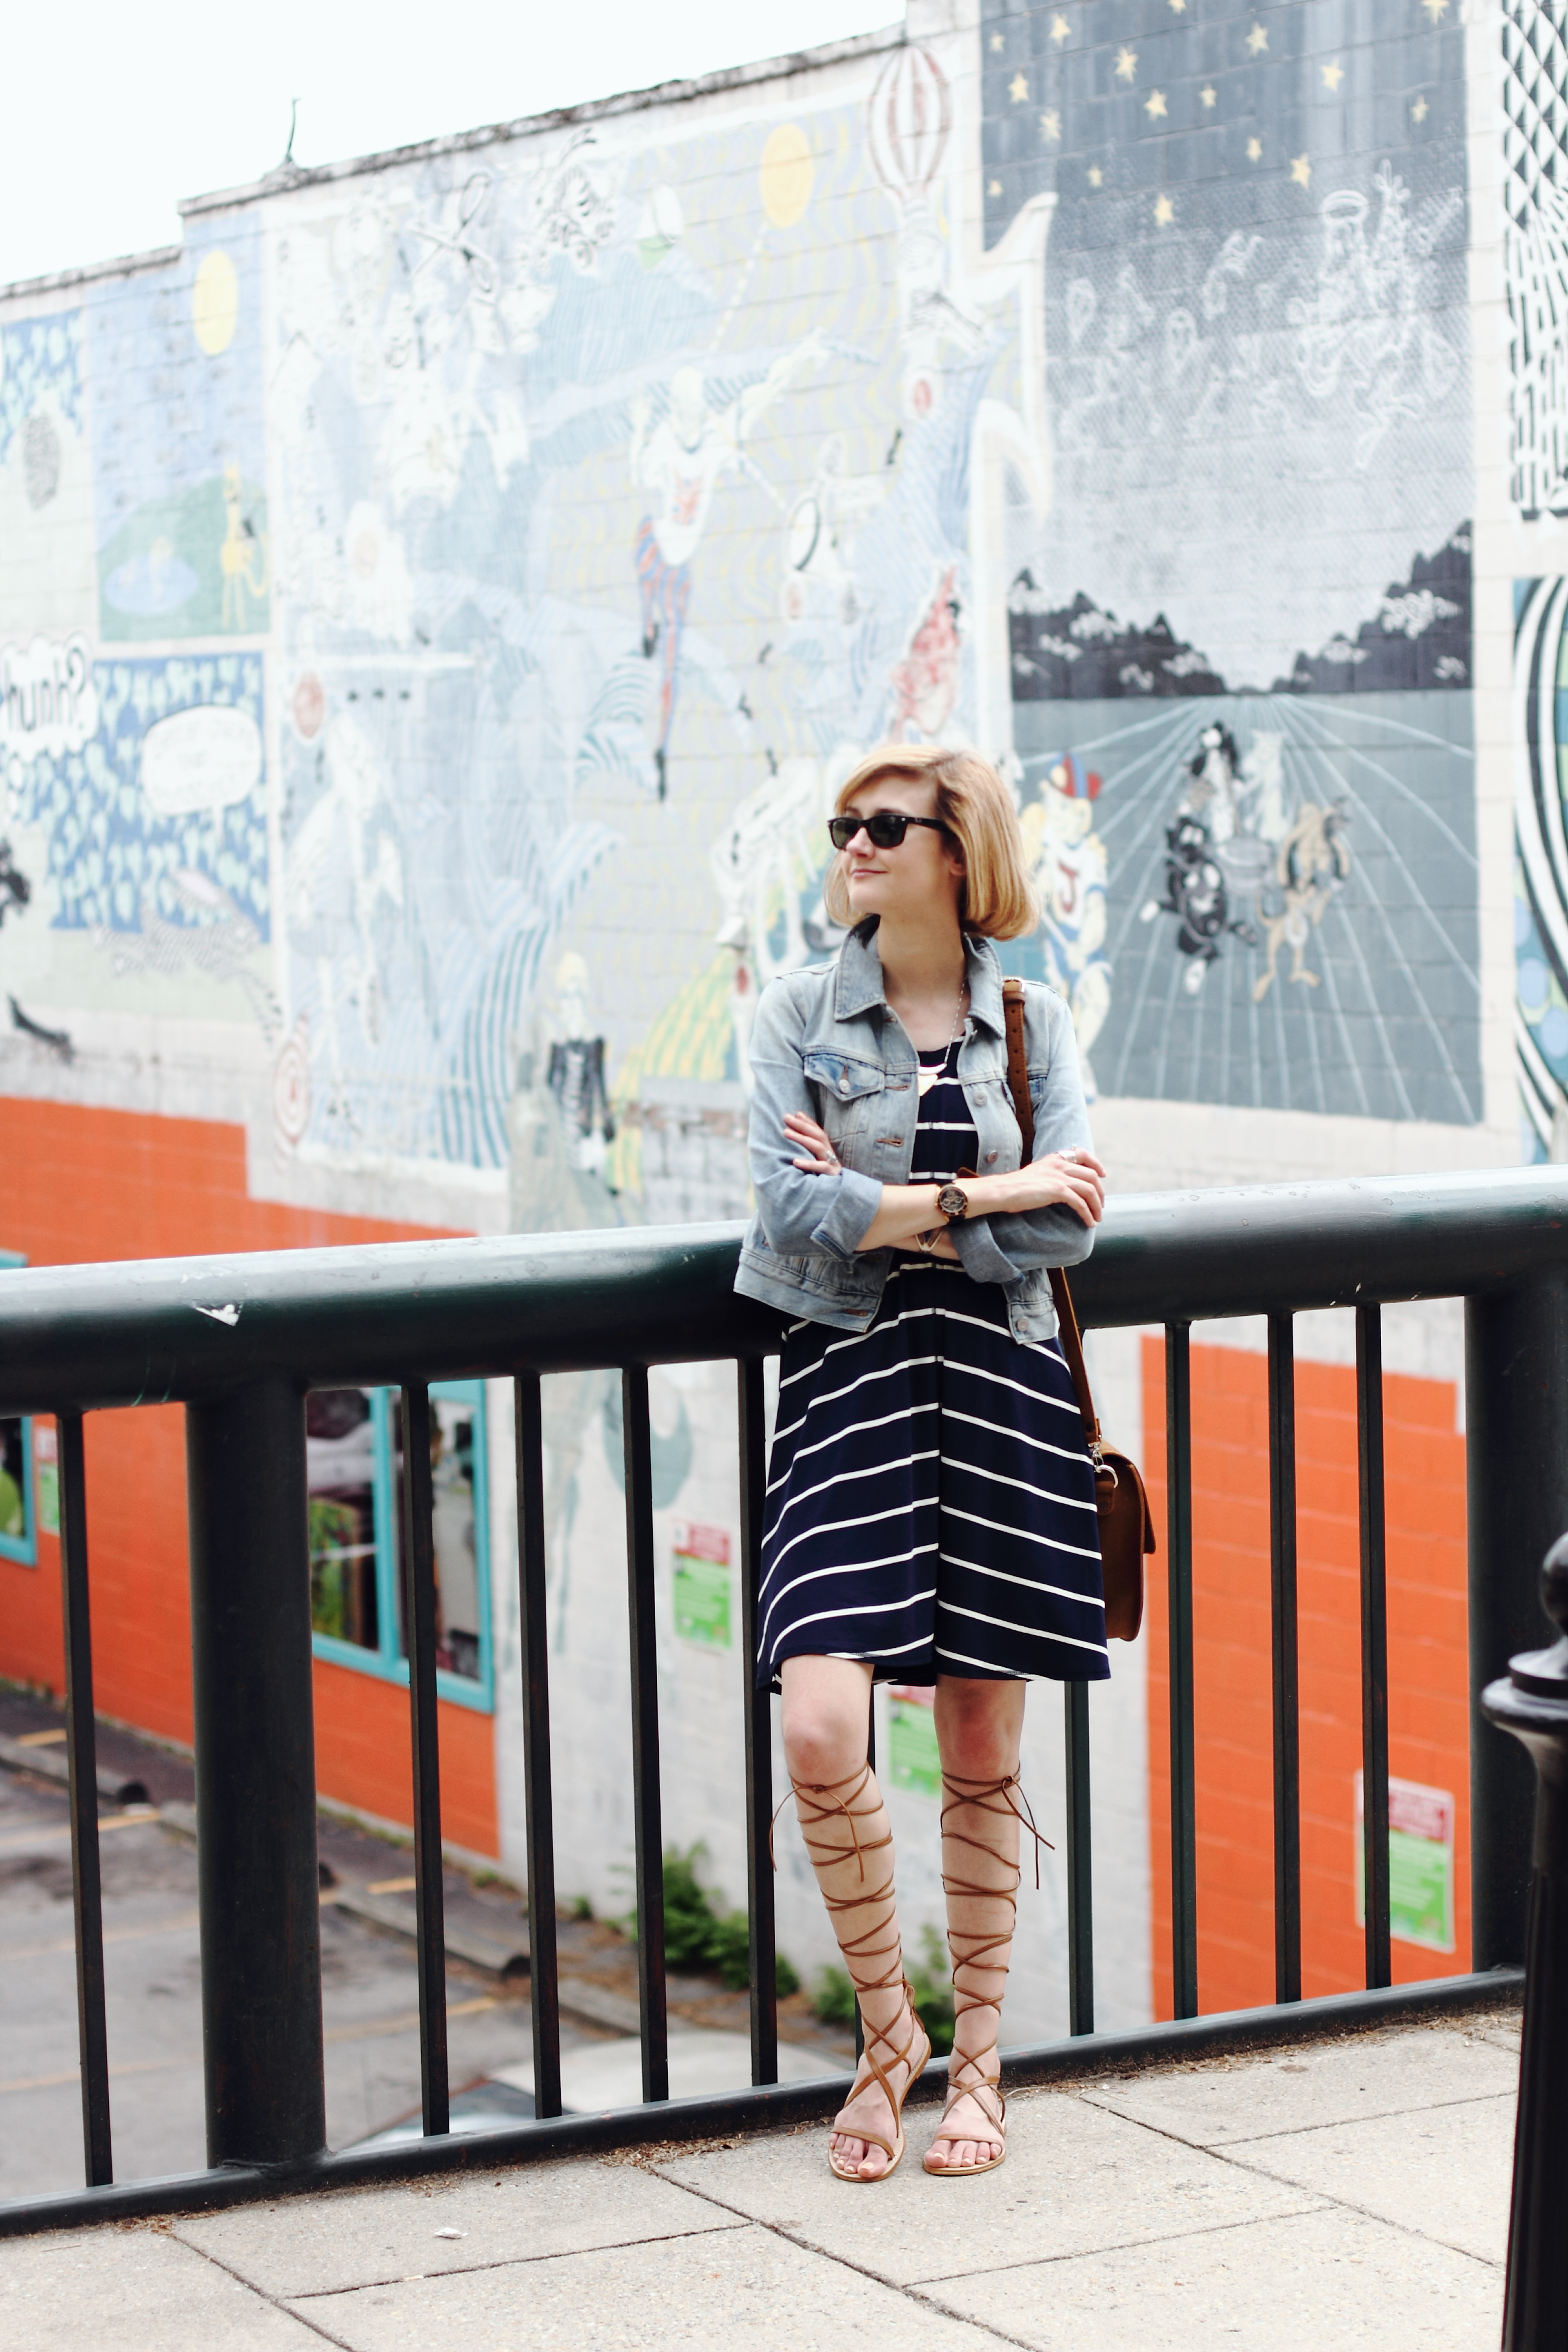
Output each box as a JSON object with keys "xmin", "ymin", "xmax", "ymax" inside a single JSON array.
[{"xmin": 828, "ymin": 2028, "xmax": 931, "ymax": 2184}]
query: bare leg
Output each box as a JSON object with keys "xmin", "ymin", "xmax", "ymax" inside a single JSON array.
[
  {"xmin": 924, "ymin": 1675, "xmax": 1027, "ymax": 2174},
  {"xmin": 780, "ymin": 1657, "xmax": 928, "ymax": 2181}
]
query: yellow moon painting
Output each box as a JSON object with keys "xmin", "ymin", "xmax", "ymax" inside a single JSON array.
[
  {"xmin": 192, "ymin": 251, "xmax": 239, "ymax": 356},
  {"xmin": 759, "ymin": 125, "xmax": 813, "ymax": 228}
]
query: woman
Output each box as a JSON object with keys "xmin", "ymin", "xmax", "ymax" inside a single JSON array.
[{"xmin": 735, "ymin": 743, "xmax": 1108, "ymax": 2183}]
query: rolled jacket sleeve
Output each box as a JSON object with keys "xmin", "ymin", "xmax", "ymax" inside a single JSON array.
[
  {"xmin": 950, "ymin": 987, "xmax": 1097, "ymax": 1286},
  {"xmin": 746, "ymin": 978, "xmax": 884, "ymax": 1262}
]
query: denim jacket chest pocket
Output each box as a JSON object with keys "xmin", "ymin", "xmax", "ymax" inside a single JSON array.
[{"xmin": 802, "ymin": 1048, "xmax": 895, "ymax": 1157}]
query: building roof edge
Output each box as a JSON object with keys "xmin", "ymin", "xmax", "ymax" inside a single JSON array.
[
  {"xmin": 0, "ymin": 244, "xmax": 184, "ymax": 305},
  {"xmin": 178, "ymin": 24, "xmax": 906, "ymax": 220}
]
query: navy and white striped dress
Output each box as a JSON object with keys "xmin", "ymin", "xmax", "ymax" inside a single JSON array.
[{"xmin": 757, "ymin": 1045, "xmax": 1109, "ymax": 1690}]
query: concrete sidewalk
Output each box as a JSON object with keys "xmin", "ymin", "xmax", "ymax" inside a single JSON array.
[{"xmin": 0, "ymin": 2010, "xmax": 1518, "ymax": 2350}]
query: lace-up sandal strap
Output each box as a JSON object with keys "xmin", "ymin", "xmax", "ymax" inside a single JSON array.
[
  {"xmin": 774, "ymin": 1759, "xmax": 893, "ymax": 1878},
  {"xmin": 830, "ymin": 1976, "xmax": 930, "ymax": 2180},
  {"xmin": 938, "ymin": 1769, "xmax": 1052, "ymax": 1888}
]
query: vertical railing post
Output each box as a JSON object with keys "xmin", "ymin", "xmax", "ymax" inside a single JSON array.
[
  {"xmin": 1356, "ymin": 1304, "xmax": 1391, "ymax": 1990},
  {"xmin": 1064, "ymin": 1681, "xmax": 1094, "ymax": 2036},
  {"xmin": 1466, "ymin": 1269, "xmax": 1568, "ymax": 1967},
  {"xmin": 186, "ymin": 1378, "xmax": 325, "ymax": 2167},
  {"xmin": 1481, "ymin": 1535, "xmax": 1568, "ymax": 2351},
  {"xmin": 514, "ymin": 1373, "xmax": 561, "ymax": 2119},
  {"xmin": 1267, "ymin": 1313, "xmax": 1301, "ymax": 2004},
  {"xmin": 737, "ymin": 1359, "xmax": 778, "ymax": 2087},
  {"xmin": 58, "ymin": 1413, "xmax": 111, "ymax": 2186},
  {"xmin": 622, "ymin": 1367, "xmax": 668, "ymax": 2103},
  {"xmin": 1165, "ymin": 1322, "xmax": 1198, "ymax": 2019},
  {"xmin": 400, "ymin": 1383, "xmax": 449, "ymax": 2138}
]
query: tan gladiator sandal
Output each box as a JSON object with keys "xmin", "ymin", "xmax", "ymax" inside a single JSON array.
[
  {"xmin": 923, "ymin": 1769, "xmax": 1048, "ymax": 2178},
  {"xmin": 786, "ymin": 1762, "xmax": 931, "ymax": 2183}
]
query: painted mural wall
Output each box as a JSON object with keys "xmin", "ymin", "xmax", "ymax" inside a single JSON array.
[
  {"xmin": 0, "ymin": 7, "xmax": 1496, "ymax": 1201},
  {"xmin": 0, "ymin": 0, "xmax": 1534, "ymax": 2030}
]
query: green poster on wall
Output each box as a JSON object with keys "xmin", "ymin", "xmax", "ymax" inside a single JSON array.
[
  {"xmin": 672, "ymin": 1520, "xmax": 731, "ymax": 1649},
  {"xmin": 33, "ymin": 1425, "xmax": 58, "ymax": 1538},
  {"xmin": 887, "ymin": 1693, "xmax": 941, "ymax": 1799},
  {"xmin": 1354, "ymin": 1772, "xmax": 1455, "ymax": 1953}
]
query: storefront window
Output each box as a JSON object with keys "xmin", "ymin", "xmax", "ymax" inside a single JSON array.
[
  {"xmin": 0, "ymin": 1255, "xmax": 32, "ymax": 1566},
  {"xmin": 0, "ymin": 1417, "xmax": 33, "ymax": 1564},
  {"xmin": 305, "ymin": 1382, "xmax": 491, "ymax": 1709}
]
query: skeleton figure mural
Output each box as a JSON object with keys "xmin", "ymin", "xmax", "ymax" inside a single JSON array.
[
  {"xmin": 630, "ymin": 338, "xmax": 826, "ymax": 796},
  {"xmin": 0, "ymin": 843, "xmax": 30, "ymax": 928},
  {"xmin": 1141, "ymin": 725, "xmax": 1262, "ymax": 992},
  {"xmin": 508, "ymin": 953, "xmax": 619, "ymax": 1232},
  {"xmin": 546, "ymin": 953, "xmax": 616, "ymax": 1181},
  {"xmin": 1020, "ymin": 755, "xmax": 1109, "ymax": 1097}
]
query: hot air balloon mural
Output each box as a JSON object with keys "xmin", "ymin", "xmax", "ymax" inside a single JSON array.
[
  {"xmin": 865, "ymin": 45, "xmax": 985, "ymax": 421},
  {"xmin": 866, "ymin": 42, "xmax": 953, "ymax": 200}
]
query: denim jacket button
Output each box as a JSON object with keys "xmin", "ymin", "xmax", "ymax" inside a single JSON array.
[{"xmin": 986, "ymin": 1151, "xmax": 998, "ymax": 1163}]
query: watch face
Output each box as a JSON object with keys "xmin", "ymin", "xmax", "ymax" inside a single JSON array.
[{"xmin": 937, "ymin": 1182, "xmax": 969, "ymax": 1220}]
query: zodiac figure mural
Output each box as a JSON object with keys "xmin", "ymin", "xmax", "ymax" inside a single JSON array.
[
  {"xmin": 1253, "ymin": 802, "xmax": 1353, "ymax": 1005},
  {"xmin": 630, "ymin": 339, "xmax": 824, "ymax": 795}
]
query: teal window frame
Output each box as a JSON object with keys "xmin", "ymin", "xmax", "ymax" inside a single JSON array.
[
  {"xmin": 0, "ymin": 1251, "xmax": 34, "ymax": 1566},
  {"xmin": 309, "ymin": 1379, "xmax": 493, "ymax": 1713}
]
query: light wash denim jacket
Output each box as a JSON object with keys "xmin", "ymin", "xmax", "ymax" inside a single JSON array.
[{"xmin": 734, "ymin": 923, "xmax": 1095, "ymax": 1341}]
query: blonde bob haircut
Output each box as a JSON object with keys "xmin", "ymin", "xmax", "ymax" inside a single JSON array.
[{"xmin": 823, "ymin": 743, "xmax": 1038, "ymax": 941}]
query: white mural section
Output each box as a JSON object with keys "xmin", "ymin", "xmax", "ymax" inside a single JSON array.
[{"xmin": 261, "ymin": 43, "xmax": 1051, "ymax": 1191}]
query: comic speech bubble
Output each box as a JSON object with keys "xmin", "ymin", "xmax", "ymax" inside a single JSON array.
[{"xmin": 140, "ymin": 705, "xmax": 262, "ymax": 816}]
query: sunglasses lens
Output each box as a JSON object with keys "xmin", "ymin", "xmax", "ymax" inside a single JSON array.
[
  {"xmin": 866, "ymin": 813, "xmax": 909, "ymax": 848},
  {"xmin": 828, "ymin": 817, "xmax": 858, "ymax": 850}
]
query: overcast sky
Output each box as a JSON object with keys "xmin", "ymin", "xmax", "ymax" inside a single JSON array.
[{"xmin": 4, "ymin": 1, "xmax": 894, "ymax": 289}]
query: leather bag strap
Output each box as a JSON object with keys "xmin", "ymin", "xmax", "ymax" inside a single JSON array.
[{"xmin": 1001, "ymin": 978, "xmax": 1105, "ymax": 1462}]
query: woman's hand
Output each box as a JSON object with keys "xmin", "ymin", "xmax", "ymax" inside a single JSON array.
[
  {"xmin": 999, "ymin": 1147, "xmax": 1106, "ymax": 1226},
  {"xmin": 784, "ymin": 1110, "xmax": 840, "ymax": 1174},
  {"xmin": 783, "ymin": 1110, "xmax": 1105, "ymax": 1246}
]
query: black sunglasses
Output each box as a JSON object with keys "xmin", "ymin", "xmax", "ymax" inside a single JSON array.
[{"xmin": 828, "ymin": 811, "xmax": 949, "ymax": 851}]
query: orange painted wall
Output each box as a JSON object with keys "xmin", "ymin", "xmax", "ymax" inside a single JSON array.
[
  {"xmin": 1143, "ymin": 1338, "xmax": 1471, "ymax": 2017},
  {"xmin": 0, "ymin": 1094, "xmax": 497, "ymax": 1857}
]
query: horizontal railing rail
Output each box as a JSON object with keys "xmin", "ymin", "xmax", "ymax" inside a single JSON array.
[
  {"xmin": 0, "ymin": 1164, "xmax": 1563, "ymax": 2238},
  {"xmin": 0, "ymin": 1165, "xmax": 1565, "ymax": 1413}
]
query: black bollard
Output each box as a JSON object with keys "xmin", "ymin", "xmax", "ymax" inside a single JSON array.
[{"xmin": 1480, "ymin": 1534, "xmax": 1568, "ymax": 2351}]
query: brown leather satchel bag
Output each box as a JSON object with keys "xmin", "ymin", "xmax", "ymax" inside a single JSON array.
[{"xmin": 1000, "ymin": 976, "xmax": 1154, "ymax": 1642}]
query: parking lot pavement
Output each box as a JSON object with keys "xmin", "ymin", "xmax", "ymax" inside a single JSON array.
[
  {"xmin": 0, "ymin": 1704, "xmax": 608, "ymax": 2200},
  {"xmin": 0, "ymin": 1689, "xmax": 849, "ymax": 2200}
]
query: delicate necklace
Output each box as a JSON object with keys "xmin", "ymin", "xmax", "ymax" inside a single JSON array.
[{"xmin": 916, "ymin": 976, "xmax": 970, "ymax": 1097}]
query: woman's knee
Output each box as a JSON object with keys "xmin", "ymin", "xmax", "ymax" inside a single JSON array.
[
  {"xmin": 780, "ymin": 1660, "xmax": 873, "ymax": 1785},
  {"xmin": 934, "ymin": 1677, "xmax": 1024, "ymax": 1779},
  {"xmin": 782, "ymin": 1705, "xmax": 862, "ymax": 1786}
]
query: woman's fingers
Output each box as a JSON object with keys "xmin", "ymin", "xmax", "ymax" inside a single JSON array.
[
  {"xmin": 1037, "ymin": 1152, "xmax": 1104, "ymax": 1224},
  {"xmin": 783, "ymin": 1110, "xmax": 838, "ymax": 1171},
  {"xmin": 785, "ymin": 1117, "xmax": 838, "ymax": 1173}
]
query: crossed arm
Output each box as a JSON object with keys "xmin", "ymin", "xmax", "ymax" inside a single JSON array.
[{"xmin": 782, "ymin": 1109, "xmax": 1106, "ymax": 1258}]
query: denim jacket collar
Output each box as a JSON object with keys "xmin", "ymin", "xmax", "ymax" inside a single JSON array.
[{"xmin": 832, "ymin": 921, "xmax": 1006, "ymax": 1036}]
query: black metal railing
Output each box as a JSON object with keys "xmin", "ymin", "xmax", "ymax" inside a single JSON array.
[{"xmin": 0, "ymin": 1165, "xmax": 1563, "ymax": 2238}]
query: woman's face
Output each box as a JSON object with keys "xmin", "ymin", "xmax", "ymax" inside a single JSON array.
[{"xmin": 838, "ymin": 772, "xmax": 966, "ymax": 928}]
